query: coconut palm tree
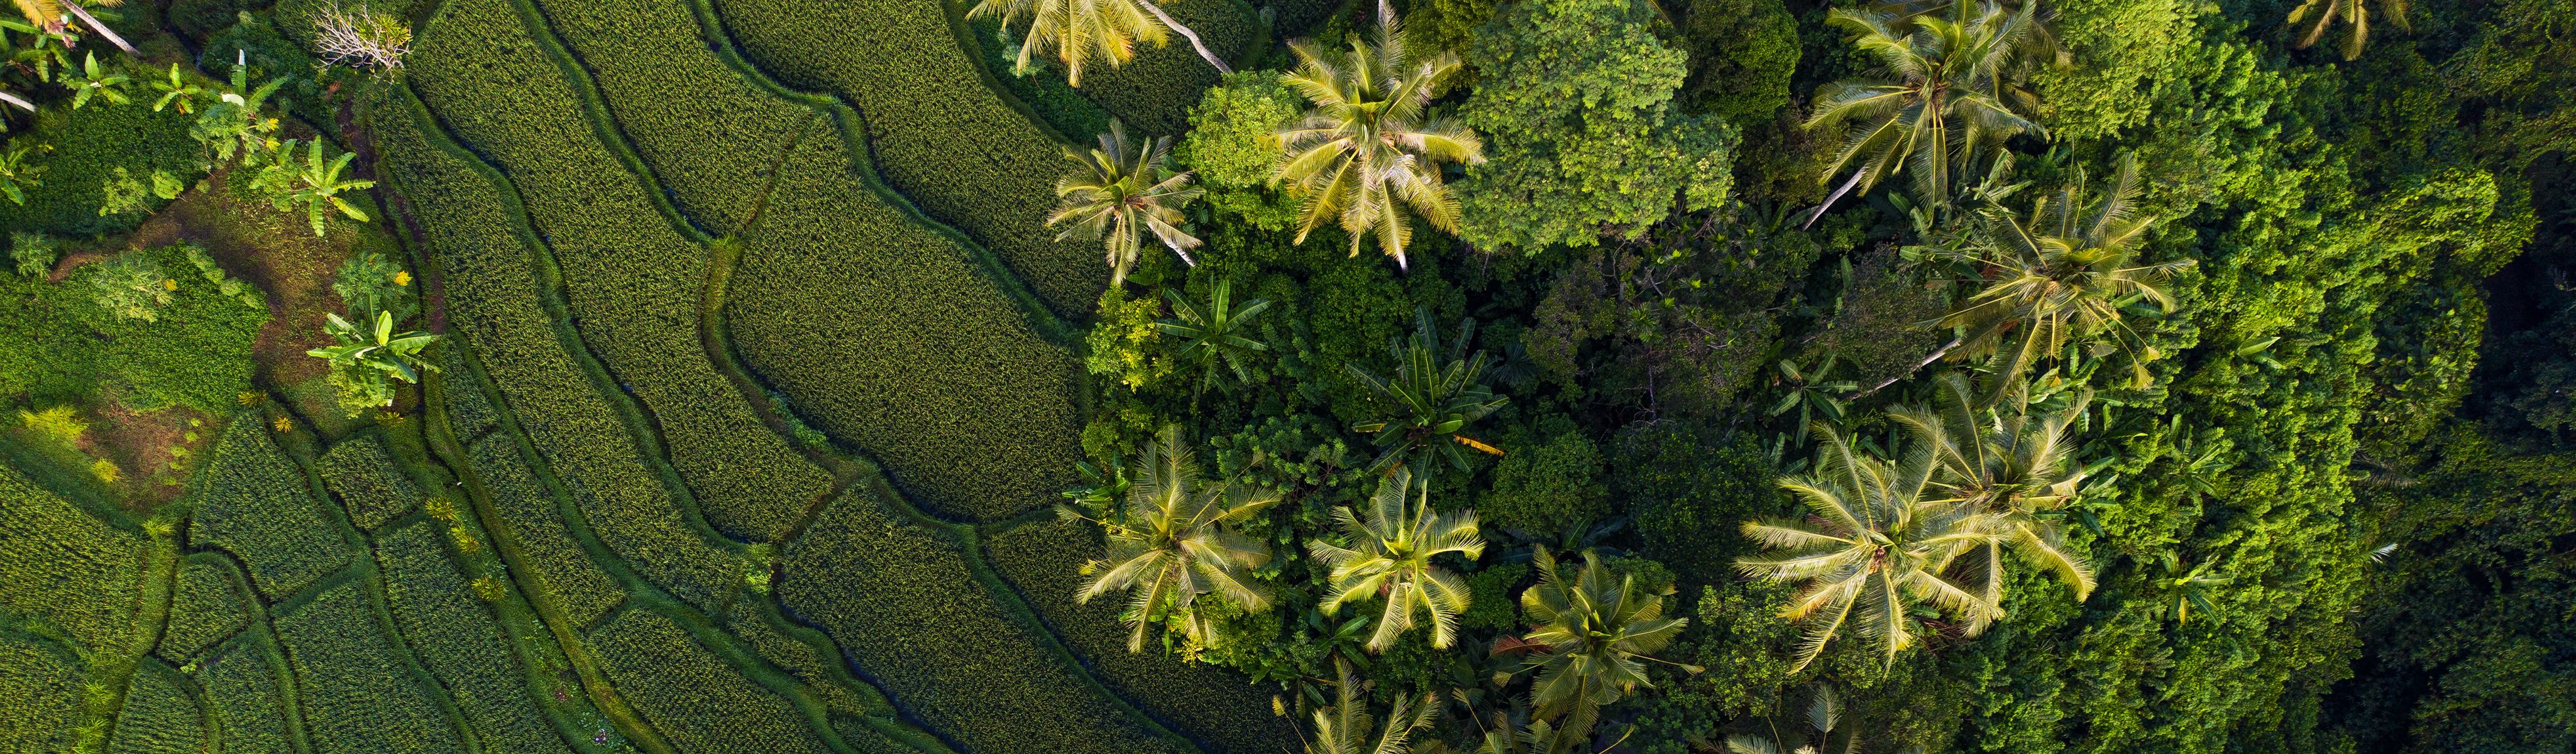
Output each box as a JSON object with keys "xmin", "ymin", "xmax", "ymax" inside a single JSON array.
[
  {"xmin": 10, "ymin": 0, "xmax": 136, "ymax": 54},
  {"xmin": 1519, "ymin": 546, "xmax": 1692, "ymax": 732},
  {"xmin": 1936, "ymin": 153, "xmax": 2194, "ymax": 386},
  {"xmin": 967, "ymin": 0, "xmax": 1229, "ymax": 87},
  {"xmin": 1310, "ymin": 467, "xmax": 1485, "ymax": 652},
  {"xmin": 1304, "ymin": 657, "xmax": 1436, "ymax": 754},
  {"xmin": 2287, "ymin": 0, "xmax": 2407, "ymax": 61},
  {"xmin": 1721, "ymin": 686, "xmax": 1861, "ymax": 754},
  {"xmin": 1274, "ymin": 13, "xmax": 1483, "ymax": 269},
  {"xmin": 1346, "ymin": 308, "xmax": 1507, "ymax": 475},
  {"xmin": 1802, "ymin": 0, "xmax": 2044, "ymax": 226},
  {"xmin": 1155, "ymin": 278, "xmax": 1272, "ymax": 395},
  {"xmin": 1887, "ymin": 373, "xmax": 2095, "ymax": 634},
  {"xmin": 1735, "ymin": 423, "xmax": 2001, "ymax": 672},
  {"xmin": 1074, "ymin": 425, "xmax": 1280, "ymax": 652},
  {"xmin": 1048, "ymin": 119, "xmax": 1203, "ymax": 287}
]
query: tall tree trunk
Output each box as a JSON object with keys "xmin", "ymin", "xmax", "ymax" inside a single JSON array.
[
  {"xmin": 60, "ymin": 2, "xmax": 138, "ymax": 55},
  {"xmin": 0, "ymin": 89, "xmax": 35, "ymax": 112},
  {"xmin": 1803, "ymin": 169, "xmax": 1867, "ymax": 229},
  {"xmin": 1140, "ymin": 1, "xmax": 1232, "ymax": 75},
  {"xmin": 1846, "ymin": 334, "xmax": 1961, "ymax": 400}
]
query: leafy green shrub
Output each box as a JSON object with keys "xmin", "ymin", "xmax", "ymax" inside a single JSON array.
[
  {"xmin": 9, "ymin": 232, "xmax": 60, "ymax": 278},
  {"xmin": 985, "ymin": 518, "xmax": 1302, "ymax": 754},
  {"xmin": 0, "ymin": 633, "xmax": 84, "ymax": 753},
  {"xmin": 1460, "ymin": 561, "xmax": 1530, "ymax": 631},
  {"xmin": 587, "ymin": 608, "xmax": 836, "ymax": 754},
  {"xmin": 201, "ymin": 12, "xmax": 336, "ymax": 127},
  {"xmin": 778, "ymin": 489, "xmax": 1186, "ymax": 754},
  {"xmin": 374, "ymin": 523, "xmax": 576, "ymax": 754},
  {"xmin": 191, "ymin": 638, "xmax": 294, "ymax": 754},
  {"xmin": 330, "ymin": 249, "xmax": 417, "ymax": 322},
  {"xmin": 0, "ymin": 464, "xmax": 142, "ymax": 653},
  {"xmin": 16, "ymin": 405, "xmax": 87, "ymax": 447},
  {"xmin": 713, "ymin": 0, "xmax": 1106, "ymax": 315},
  {"xmin": 0, "ymin": 102, "xmax": 201, "ymax": 236},
  {"xmin": 465, "ymin": 432, "xmax": 624, "ymax": 629},
  {"xmin": 97, "ymin": 167, "xmax": 185, "ymax": 217},
  {"xmin": 90, "ymin": 254, "xmax": 175, "ymax": 323},
  {"xmin": 180, "ymin": 243, "xmax": 267, "ymax": 310},
  {"xmin": 729, "ymin": 132, "xmax": 1087, "ymax": 522},
  {"xmin": 1477, "ymin": 417, "xmax": 1609, "ymax": 537},
  {"xmin": 270, "ymin": 582, "xmax": 462, "ymax": 753},
  {"xmin": 1616, "ymin": 421, "xmax": 1778, "ymax": 588},
  {"xmin": 107, "ymin": 664, "xmax": 206, "ymax": 754},
  {"xmin": 318, "ymin": 435, "xmax": 423, "ymax": 531},
  {"xmin": 408, "ymin": 0, "xmax": 830, "ymax": 542},
  {"xmin": 156, "ymin": 559, "xmax": 250, "ymax": 663},
  {"xmin": 192, "ymin": 412, "xmax": 351, "ymax": 600},
  {"xmin": 54, "ymin": 245, "xmax": 270, "ymax": 415},
  {"xmin": 1175, "ymin": 72, "xmax": 1302, "ymax": 228},
  {"xmin": 1675, "ymin": 0, "xmax": 1796, "ymax": 126},
  {"xmin": 366, "ymin": 73, "xmax": 742, "ymax": 611}
]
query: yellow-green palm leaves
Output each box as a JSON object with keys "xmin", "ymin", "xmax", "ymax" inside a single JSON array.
[
  {"xmin": 1304, "ymin": 658, "xmax": 1436, "ymax": 754},
  {"xmin": 1075, "ymin": 426, "xmax": 1280, "ymax": 652},
  {"xmin": 1309, "ymin": 467, "xmax": 1485, "ymax": 651},
  {"xmin": 1048, "ymin": 119, "xmax": 1203, "ymax": 287},
  {"xmin": 1519, "ymin": 547, "xmax": 1690, "ymax": 731},
  {"xmin": 1275, "ymin": 16, "xmax": 1483, "ymax": 270},
  {"xmin": 1736, "ymin": 424, "xmax": 2000, "ymax": 672},
  {"xmin": 2287, "ymin": 0, "xmax": 2408, "ymax": 61},
  {"xmin": 1804, "ymin": 0, "xmax": 2043, "ymax": 222},
  {"xmin": 969, "ymin": 0, "xmax": 1164, "ymax": 86},
  {"xmin": 1940, "ymin": 153, "xmax": 2194, "ymax": 385},
  {"xmin": 1888, "ymin": 373, "xmax": 2096, "ymax": 633}
]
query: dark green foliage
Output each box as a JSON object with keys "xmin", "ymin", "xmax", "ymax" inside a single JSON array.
[
  {"xmin": 193, "ymin": 412, "xmax": 350, "ymax": 601},
  {"xmin": 586, "ymin": 608, "xmax": 835, "ymax": 754},
  {"xmin": 156, "ymin": 560, "xmax": 250, "ymax": 663},
  {"xmin": 713, "ymin": 0, "xmax": 1108, "ymax": 315},
  {"xmin": 375, "ymin": 523, "xmax": 578, "ymax": 754},
  {"xmin": 1065, "ymin": 0, "xmax": 1263, "ymax": 136},
  {"xmin": 969, "ymin": 18, "xmax": 1117, "ymax": 139},
  {"xmin": 199, "ymin": 12, "xmax": 336, "ymax": 128},
  {"xmin": 0, "ymin": 632, "xmax": 85, "ymax": 753},
  {"xmin": 437, "ymin": 347, "xmax": 501, "ymax": 442},
  {"xmin": 778, "ymin": 489, "xmax": 1187, "ymax": 754},
  {"xmin": 193, "ymin": 638, "xmax": 294, "ymax": 754},
  {"xmin": 1404, "ymin": 0, "xmax": 1498, "ymax": 55},
  {"xmin": 1476, "ymin": 415, "xmax": 1607, "ymax": 537},
  {"xmin": 1456, "ymin": 0, "xmax": 1737, "ymax": 251},
  {"xmin": 0, "ymin": 103, "xmax": 200, "ymax": 236},
  {"xmin": 319, "ymin": 435, "xmax": 424, "ymax": 531},
  {"xmin": 1676, "ymin": 0, "xmax": 1796, "ymax": 126},
  {"xmin": 109, "ymin": 663, "xmax": 206, "ymax": 754},
  {"xmin": 0, "ymin": 244, "xmax": 266, "ymax": 416},
  {"xmin": 1808, "ymin": 246, "xmax": 1949, "ymax": 391},
  {"xmin": 1524, "ymin": 213, "xmax": 1819, "ymax": 415},
  {"xmin": 409, "ymin": 0, "xmax": 832, "ymax": 544},
  {"xmin": 0, "ymin": 463, "xmax": 140, "ymax": 653},
  {"xmin": 985, "ymin": 517, "xmax": 1303, "ymax": 754},
  {"xmin": 270, "ymin": 582, "xmax": 461, "ymax": 753},
  {"xmin": 1458, "ymin": 561, "xmax": 1530, "ymax": 631}
]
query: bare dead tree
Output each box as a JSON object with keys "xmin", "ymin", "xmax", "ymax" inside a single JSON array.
[{"xmin": 312, "ymin": 1, "xmax": 411, "ymax": 70}]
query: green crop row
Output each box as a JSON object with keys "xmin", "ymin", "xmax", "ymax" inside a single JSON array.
[
  {"xmin": 720, "ymin": 603, "xmax": 879, "ymax": 723},
  {"xmin": 319, "ymin": 435, "xmax": 427, "ymax": 532},
  {"xmin": 371, "ymin": 70, "xmax": 740, "ymax": 611},
  {"xmin": 0, "ymin": 462, "xmax": 143, "ymax": 653},
  {"xmin": 270, "ymin": 581, "xmax": 463, "ymax": 754},
  {"xmin": 192, "ymin": 412, "xmax": 353, "ymax": 601},
  {"xmin": 586, "ymin": 608, "xmax": 837, "ymax": 754},
  {"xmin": 376, "ymin": 522, "xmax": 578, "ymax": 754},
  {"xmin": 0, "ymin": 630, "xmax": 84, "ymax": 752},
  {"xmin": 710, "ymin": 0, "xmax": 1106, "ymax": 316},
  {"xmin": 438, "ymin": 345, "xmax": 503, "ymax": 444},
  {"xmin": 155, "ymin": 557, "xmax": 250, "ymax": 664},
  {"xmin": 730, "ymin": 134, "xmax": 1087, "ymax": 522},
  {"xmin": 191, "ymin": 635, "xmax": 296, "ymax": 754},
  {"xmin": 984, "ymin": 519, "xmax": 1298, "ymax": 754},
  {"xmin": 409, "ymin": 0, "xmax": 831, "ymax": 547},
  {"xmin": 108, "ymin": 661, "xmax": 206, "ymax": 754},
  {"xmin": 778, "ymin": 488, "xmax": 1185, "ymax": 754},
  {"xmin": 465, "ymin": 430, "xmax": 627, "ymax": 628}
]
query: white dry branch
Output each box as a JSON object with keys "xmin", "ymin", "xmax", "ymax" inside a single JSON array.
[{"xmin": 312, "ymin": 1, "xmax": 411, "ymax": 70}]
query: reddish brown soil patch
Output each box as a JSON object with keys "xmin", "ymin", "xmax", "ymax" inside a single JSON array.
[{"xmin": 75, "ymin": 393, "xmax": 214, "ymax": 511}]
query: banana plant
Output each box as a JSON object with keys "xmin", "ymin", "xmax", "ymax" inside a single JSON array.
[
  {"xmin": 307, "ymin": 310, "xmax": 440, "ymax": 387},
  {"xmin": 0, "ymin": 141, "xmax": 40, "ymax": 205},
  {"xmin": 258, "ymin": 139, "xmax": 377, "ymax": 237},
  {"xmin": 1768, "ymin": 352, "xmax": 1856, "ymax": 429},
  {"xmin": 67, "ymin": 52, "xmax": 129, "ymax": 109},
  {"xmin": 151, "ymin": 62, "xmax": 208, "ymax": 113}
]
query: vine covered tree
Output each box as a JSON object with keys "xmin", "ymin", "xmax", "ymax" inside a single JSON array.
[
  {"xmin": 1048, "ymin": 119, "xmax": 1203, "ymax": 287},
  {"xmin": 1309, "ymin": 467, "xmax": 1486, "ymax": 651},
  {"xmin": 1275, "ymin": 13, "xmax": 1483, "ymax": 268},
  {"xmin": 1073, "ymin": 425, "xmax": 1280, "ymax": 652}
]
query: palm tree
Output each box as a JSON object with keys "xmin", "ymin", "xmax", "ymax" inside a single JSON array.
[
  {"xmin": 1309, "ymin": 467, "xmax": 1485, "ymax": 652},
  {"xmin": 966, "ymin": 0, "xmax": 1229, "ymax": 87},
  {"xmin": 1274, "ymin": 13, "xmax": 1483, "ymax": 269},
  {"xmin": 1886, "ymin": 373, "xmax": 2095, "ymax": 633},
  {"xmin": 10, "ymin": 0, "xmax": 136, "ymax": 54},
  {"xmin": 1474, "ymin": 713, "xmax": 1592, "ymax": 754},
  {"xmin": 1519, "ymin": 546, "xmax": 1692, "ymax": 732},
  {"xmin": 1735, "ymin": 423, "xmax": 2001, "ymax": 672},
  {"xmin": 2152, "ymin": 552, "xmax": 2231, "ymax": 626},
  {"xmin": 1074, "ymin": 425, "xmax": 1280, "ymax": 652},
  {"xmin": 2287, "ymin": 0, "xmax": 2407, "ymax": 61},
  {"xmin": 1721, "ymin": 686, "xmax": 1861, "ymax": 754},
  {"xmin": 1935, "ymin": 153, "xmax": 2194, "ymax": 385},
  {"xmin": 1155, "ymin": 278, "xmax": 1272, "ymax": 395},
  {"xmin": 1802, "ymin": 0, "xmax": 2044, "ymax": 226},
  {"xmin": 1346, "ymin": 309, "xmax": 1507, "ymax": 474},
  {"xmin": 1048, "ymin": 120, "xmax": 1203, "ymax": 287},
  {"xmin": 1304, "ymin": 657, "xmax": 1436, "ymax": 754}
]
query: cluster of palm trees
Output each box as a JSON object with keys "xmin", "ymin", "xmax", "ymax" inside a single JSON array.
[{"xmin": 1042, "ymin": 8, "xmax": 1483, "ymax": 277}]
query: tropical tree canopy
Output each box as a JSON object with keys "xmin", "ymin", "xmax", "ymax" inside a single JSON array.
[
  {"xmin": 1075, "ymin": 425, "xmax": 1280, "ymax": 652},
  {"xmin": 1803, "ymin": 0, "xmax": 2044, "ymax": 222},
  {"xmin": 1519, "ymin": 546, "xmax": 1692, "ymax": 731},
  {"xmin": 1933, "ymin": 153, "xmax": 2194, "ymax": 385},
  {"xmin": 1736, "ymin": 422, "xmax": 2001, "ymax": 672},
  {"xmin": 2287, "ymin": 0, "xmax": 2409, "ymax": 61},
  {"xmin": 1888, "ymin": 372, "xmax": 2098, "ymax": 630},
  {"xmin": 1153, "ymin": 278, "xmax": 1272, "ymax": 393},
  {"xmin": 1309, "ymin": 467, "xmax": 1486, "ymax": 651},
  {"xmin": 1274, "ymin": 14, "xmax": 1483, "ymax": 269},
  {"xmin": 1303, "ymin": 657, "xmax": 1437, "ymax": 754},
  {"xmin": 1049, "ymin": 119, "xmax": 1204, "ymax": 287}
]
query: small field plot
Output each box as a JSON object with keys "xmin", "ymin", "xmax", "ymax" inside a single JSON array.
[
  {"xmin": 587, "ymin": 608, "xmax": 834, "ymax": 754},
  {"xmin": 0, "ymin": 463, "xmax": 143, "ymax": 653},
  {"xmin": 192, "ymin": 637, "xmax": 296, "ymax": 754},
  {"xmin": 377, "ymin": 522, "xmax": 575, "ymax": 754},
  {"xmin": 0, "ymin": 631, "xmax": 85, "ymax": 753},
  {"xmin": 192, "ymin": 412, "xmax": 351, "ymax": 601},
  {"xmin": 271, "ymin": 581, "xmax": 462, "ymax": 754},
  {"xmin": 109, "ymin": 662, "xmax": 208, "ymax": 754},
  {"xmin": 318, "ymin": 435, "xmax": 426, "ymax": 532},
  {"xmin": 155, "ymin": 557, "xmax": 251, "ymax": 664}
]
